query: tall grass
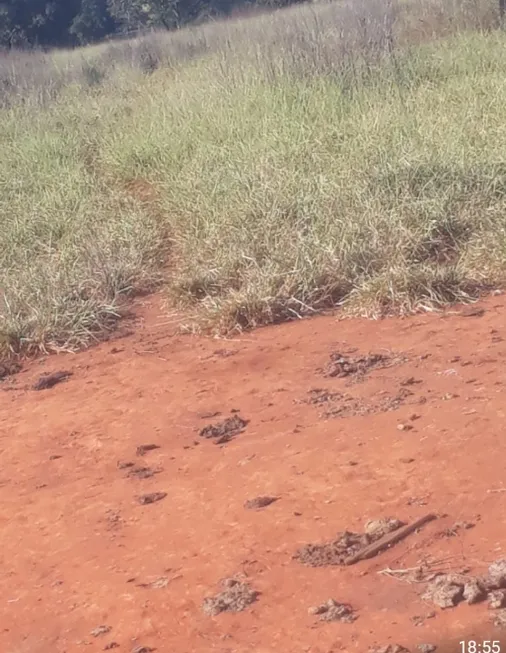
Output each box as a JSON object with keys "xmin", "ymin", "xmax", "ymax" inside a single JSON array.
[{"xmin": 1, "ymin": 0, "xmax": 506, "ymax": 354}]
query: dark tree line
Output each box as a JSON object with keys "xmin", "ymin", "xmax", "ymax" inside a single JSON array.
[{"xmin": 0, "ymin": 0, "xmax": 289, "ymax": 48}]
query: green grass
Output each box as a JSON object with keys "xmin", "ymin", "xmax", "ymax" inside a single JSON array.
[{"xmin": 2, "ymin": 0, "xmax": 506, "ymax": 354}]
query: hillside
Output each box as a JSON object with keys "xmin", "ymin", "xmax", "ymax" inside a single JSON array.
[
  {"xmin": 3, "ymin": 3, "xmax": 506, "ymax": 651},
  {"xmin": 1, "ymin": 0, "xmax": 506, "ymax": 355}
]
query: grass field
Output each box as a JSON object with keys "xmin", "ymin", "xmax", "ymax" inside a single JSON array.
[{"xmin": 1, "ymin": 0, "xmax": 506, "ymax": 355}]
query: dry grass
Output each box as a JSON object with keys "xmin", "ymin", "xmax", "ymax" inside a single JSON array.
[{"xmin": 1, "ymin": 0, "xmax": 506, "ymax": 354}]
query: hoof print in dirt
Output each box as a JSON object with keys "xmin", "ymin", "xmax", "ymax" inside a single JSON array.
[
  {"xmin": 104, "ymin": 643, "xmax": 120, "ymax": 650},
  {"xmin": 308, "ymin": 599, "xmax": 357, "ymax": 623},
  {"xmin": 244, "ymin": 496, "xmax": 278, "ymax": 510},
  {"xmin": 136, "ymin": 444, "xmax": 161, "ymax": 456},
  {"xmin": 295, "ymin": 517, "xmax": 405, "ymax": 567},
  {"xmin": 370, "ymin": 645, "xmax": 410, "ymax": 653},
  {"xmin": 202, "ymin": 577, "xmax": 259, "ymax": 616},
  {"xmin": 417, "ymin": 646, "xmax": 437, "ymax": 653},
  {"xmin": 137, "ymin": 492, "xmax": 167, "ymax": 505},
  {"xmin": 199, "ymin": 414, "xmax": 248, "ymax": 445},
  {"xmin": 33, "ymin": 370, "xmax": 72, "ymax": 391},
  {"xmin": 91, "ymin": 625, "xmax": 112, "ymax": 637}
]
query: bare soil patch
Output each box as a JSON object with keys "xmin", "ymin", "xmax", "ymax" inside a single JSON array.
[
  {"xmin": 308, "ymin": 598, "xmax": 357, "ymax": 622},
  {"xmin": 4, "ymin": 295, "xmax": 506, "ymax": 652}
]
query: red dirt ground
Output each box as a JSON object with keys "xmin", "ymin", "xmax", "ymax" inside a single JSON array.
[{"xmin": 2, "ymin": 294, "xmax": 506, "ymax": 653}]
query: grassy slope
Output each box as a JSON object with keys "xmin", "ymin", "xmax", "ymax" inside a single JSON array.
[{"xmin": 1, "ymin": 0, "xmax": 506, "ymax": 354}]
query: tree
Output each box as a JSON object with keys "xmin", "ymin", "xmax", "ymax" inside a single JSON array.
[
  {"xmin": 0, "ymin": 0, "xmax": 81, "ymax": 47},
  {"xmin": 70, "ymin": 0, "xmax": 116, "ymax": 43},
  {"xmin": 106, "ymin": 0, "xmax": 180, "ymax": 31}
]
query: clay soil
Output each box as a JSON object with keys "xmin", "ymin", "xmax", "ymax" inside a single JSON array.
[{"xmin": 3, "ymin": 294, "xmax": 506, "ymax": 652}]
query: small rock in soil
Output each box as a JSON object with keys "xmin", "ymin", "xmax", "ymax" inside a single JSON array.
[
  {"xmin": 417, "ymin": 646, "xmax": 437, "ymax": 653},
  {"xmin": 397, "ymin": 423, "xmax": 413, "ymax": 432},
  {"xmin": 308, "ymin": 599, "xmax": 357, "ymax": 623},
  {"xmin": 463, "ymin": 579, "xmax": 487, "ymax": 605},
  {"xmin": 199, "ymin": 414, "xmax": 248, "ymax": 445},
  {"xmin": 132, "ymin": 647, "xmax": 155, "ymax": 653},
  {"xmin": 492, "ymin": 609, "xmax": 506, "ymax": 628},
  {"xmin": 118, "ymin": 461, "xmax": 135, "ymax": 469},
  {"xmin": 488, "ymin": 560, "xmax": 506, "ymax": 588},
  {"xmin": 303, "ymin": 388, "xmax": 342, "ymax": 405},
  {"xmin": 422, "ymin": 575, "xmax": 465, "ymax": 608},
  {"xmin": 33, "ymin": 370, "xmax": 72, "ymax": 391},
  {"xmin": 402, "ymin": 377, "xmax": 422, "ymax": 386},
  {"xmin": 127, "ymin": 465, "xmax": 160, "ymax": 480},
  {"xmin": 137, "ymin": 492, "xmax": 167, "ymax": 505},
  {"xmin": 370, "ymin": 646, "xmax": 410, "ymax": 653},
  {"xmin": 198, "ymin": 411, "xmax": 221, "ymax": 419},
  {"xmin": 137, "ymin": 577, "xmax": 170, "ymax": 589},
  {"xmin": 411, "ymin": 612, "xmax": 436, "ymax": 627},
  {"xmin": 104, "ymin": 644, "xmax": 119, "ymax": 650},
  {"xmin": 364, "ymin": 518, "xmax": 405, "ymax": 539},
  {"xmin": 244, "ymin": 496, "xmax": 278, "ymax": 510},
  {"xmin": 136, "ymin": 444, "xmax": 160, "ymax": 456},
  {"xmin": 202, "ymin": 577, "xmax": 259, "ymax": 616},
  {"xmin": 91, "ymin": 625, "xmax": 112, "ymax": 637},
  {"xmin": 489, "ymin": 590, "xmax": 506, "ymax": 609}
]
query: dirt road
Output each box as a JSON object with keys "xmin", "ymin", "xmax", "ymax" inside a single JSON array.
[{"xmin": 2, "ymin": 295, "xmax": 506, "ymax": 653}]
